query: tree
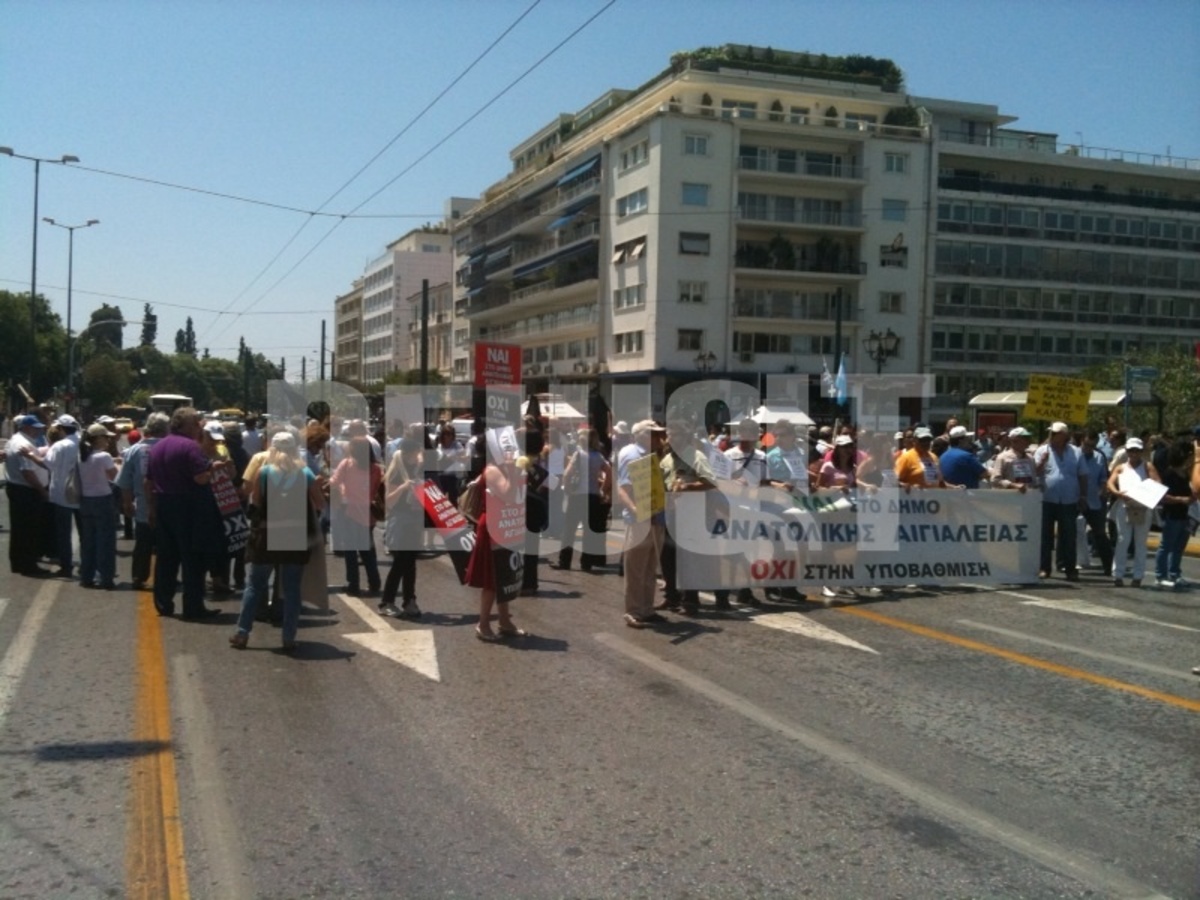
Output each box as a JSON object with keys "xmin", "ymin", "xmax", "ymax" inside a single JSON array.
[
  {"xmin": 140, "ymin": 304, "xmax": 157, "ymax": 347},
  {"xmin": 0, "ymin": 290, "xmax": 67, "ymax": 400},
  {"xmin": 79, "ymin": 355, "xmax": 134, "ymax": 414},
  {"xmin": 88, "ymin": 303, "xmax": 125, "ymax": 351},
  {"xmin": 1079, "ymin": 347, "xmax": 1200, "ymax": 435}
]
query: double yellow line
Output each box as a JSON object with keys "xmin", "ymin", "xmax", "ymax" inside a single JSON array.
[
  {"xmin": 842, "ymin": 606, "xmax": 1200, "ymax": 713},
  {"xmin": 126, "ymin": 590, "xmax": 190, "ymax": 899}
]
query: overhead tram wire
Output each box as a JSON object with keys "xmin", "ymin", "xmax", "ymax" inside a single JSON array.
[
  {"xmin": 200, "ymin": 0, "xmax": 617, "ymax": 352},
  {"xmin": 194, "ymin": 0, "xmax": 544, "ymax": 350}
]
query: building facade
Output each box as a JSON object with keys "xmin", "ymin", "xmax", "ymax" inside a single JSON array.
[
  {"xmin": 334, "ymin": 279, "xmax": 363, "ymax": 384},
  {"xmin": 445, "ymin": 46, "xmax": 1198, "ymax": 423}
]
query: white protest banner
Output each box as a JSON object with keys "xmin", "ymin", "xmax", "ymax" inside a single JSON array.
[{"xmin": 673, "ymin": 487, "xmax": 1042, "ymax": 589}]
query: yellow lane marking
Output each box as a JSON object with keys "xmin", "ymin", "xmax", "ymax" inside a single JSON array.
[
  {"xmin": 839, "ymin": 606, "xmax": 1200, "ymax": 714},
  {"xmin": 126, "ymin": 587, "xmax": 190, "ymax": 899}
]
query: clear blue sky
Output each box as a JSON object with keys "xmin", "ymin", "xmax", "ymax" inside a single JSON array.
[{"xmin": 4, "ymin": 0, "xmax": 1197, "ymax": 382}]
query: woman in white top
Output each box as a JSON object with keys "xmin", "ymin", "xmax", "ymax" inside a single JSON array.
[
  {"xmin": 1105, "ymin": 437, "xmax": 1160, "ymax": 587},
  {"xmin": 78, "ymin": 423, "xmax": 120, "ymax": 589}
]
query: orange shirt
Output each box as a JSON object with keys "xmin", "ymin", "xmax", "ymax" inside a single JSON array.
[{"xmin": 894, "ymin": 447, "xmax": 943, "ymax": 487}]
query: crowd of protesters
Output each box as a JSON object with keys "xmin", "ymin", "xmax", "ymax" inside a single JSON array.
[{"xmin": 4, "ymin": 404, "xmax": 1199, "ymax": 671}]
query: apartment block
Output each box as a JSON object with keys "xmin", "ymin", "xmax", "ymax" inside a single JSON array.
[{"xmin": 446, "ymin": 45, "xmax": 1199, "ymax": 422}]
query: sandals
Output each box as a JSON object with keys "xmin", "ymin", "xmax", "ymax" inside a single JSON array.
[
  {"xmin": 475, "ymin": 626, "xmax": 501, "ymax": 643},
  {"xmin": 498, "ymin": 625, "xmax": 528, "ymax": 639}
]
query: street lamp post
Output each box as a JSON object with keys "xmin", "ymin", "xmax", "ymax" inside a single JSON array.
[
  {"xmin": 863, "ymin": 328, "xmax": 901, "ymax": 375},
  {"xmin": 0, "ymin": 147, "xmax": 81, "ymax": 395},
  {"xmin": 42, "ymin": 217, "xmax": 100, "ymax": 403},
  {"xmin": 694, "ymin": 350, "xmax": 717, "ymax": 373}
]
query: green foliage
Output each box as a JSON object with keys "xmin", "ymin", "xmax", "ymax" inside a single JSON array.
[
  {"xmin": 1079, "ymin": 348, "xmax": 1200, "ymax": 435},
  {"xmin": 88, "ymin": 303, "xmax": 125, "ymax": 350},
  {"xmin": 80, "ymin": 354, "xmax": 134, "ymax": 413},
  {"xmin": 883, "ymin": 105, "xmax": 922, "ymax": 128},
  {"xmin": 0, "ymin": 290, "xmax": 66, "ymax": 399}
]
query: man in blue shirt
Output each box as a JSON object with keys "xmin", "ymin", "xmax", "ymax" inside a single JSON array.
[
  {"xmin": 1078, "ymin": 429, "xmax": 1113, "ymax": 577},
  {"xmin": 940, "ymin": 426, "xmax": 989, "ymax": 489},
  {"xmin": 1034, "ymin": 422, "xmax": 1087, "ymax": 581}
]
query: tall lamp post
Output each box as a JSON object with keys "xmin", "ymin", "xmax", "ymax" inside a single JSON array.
[
  {"xmin": 0, "ymin": 147, "xmax": 81, "ymax": 395},
  {"xmin": 863, "ymin": 328, "xmax": 901, "ymax": 374},
  {"xmin": 43, "ymin": 217, "xmax": 100, "ymax": 403}
]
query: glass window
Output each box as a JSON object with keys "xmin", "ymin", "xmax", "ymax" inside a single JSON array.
[
  {"xmin": 682, "ymin": 182, "xmax": 709, "ymax": 206},
  {"xmin": 679, "ymin": 280, "xmax": 706, "ymax": 303},
  {"xmin": 677, "ymin": 329, "xmax": 703, "ymax": 351},
  {"xmin": 721, "ymin": 99, "xmax": 758, "ymax": 120},
  {"xmin": 683, "ymin": 134, "xmax": 709, "ymax": 156},
  {"xmin": 880, "ymin": 291, "xmax": 904, "ymax": 313},
  {"xmin": 884, "ymin": 153, "xmax": 908, "ymax": 174},
  {"xmin": 617, "ymin": 187, "xmax": 648, "ymax": 218},
  {"xmin": 679, "ymin": 232, "xmax": 711, "ymax": 255},
  {"xmin": 882, "ymin": 199, "xmax": 908, "ymax": 222},
  {"xmin": 789, "ymin": 106, "xmax": 809, "ymax": 125}
]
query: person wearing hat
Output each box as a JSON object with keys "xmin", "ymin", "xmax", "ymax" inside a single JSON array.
[
  {"xmin": 1033, "ymin": 422, "xmax": 1086, "ymax": 581},
  {"xmin": 44, "ymin": 414, "xmax": 83, "ymax": 578},
  {"xmin": 610, "ymin": 420, "xmax": 632, "ymax": 457},
  {"xmin": 712, "ymin": 418, "xmax": 769, "ymax": 609},
  {"xmin": 894, "ymin": 426, "xmax": 945, "ymax": 489},
  {"xmin": 990, "ymin": 427, "xmax": 1037, "ymax": 492},
  {"xmin": 616, "ymin": 420, "xmax": 668, "ymax": 627},
  {"xmin": 197, "ymin": 420, "xmax": 235, "ymax": 594},
  {"xmin": 77, "ymin": 423, "xmax": 121, "ymax": 589},
  {"xmin": 5, "ymin": 414, "xmax": 53, "ymax": 577},
  {"xmin": 659, "ymin": 419, "xmax": 714, "ymax": 616},
  {"xmin": 1105, "ymin": 437, "xmax": 1159, "ymax": 587},
  {"xmin": 940, "ymin": 425, "xmax": 989, "ymax": 489},
  {"xmin": 146, "ymin": 407, "xmax": 226, "ymax": 619},
  {"xmin": 116, "ymin": 412, "xmax": 169, "ymax": 590}
]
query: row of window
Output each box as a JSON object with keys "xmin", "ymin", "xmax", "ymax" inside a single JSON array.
[
  {"xmin": 937, "ymin": 201, "xmax": 1199, "ymax": 249},
  {"xmin": 932, "ymin": 326, "xmax": 1188, "ymax": 360},
  {"xmin": 935, "ymin": 240, "xmax": 1200, "ymax": 288},
  {"xmin": 933, "ymin": 283, "xmax": 1200, "ymax": 323},
  {"xmin": 520, "ymin": 336, "xmax": 600, "ymax": 364}
]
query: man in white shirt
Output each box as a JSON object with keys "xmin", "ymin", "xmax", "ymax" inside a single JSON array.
[
  {"xmin": 6, "ymin": 415, "xmax": 52, "ymax": 576},
  {"xmin": 715, "ymin": 418, "xmax": 768, "ymax": 609},
  {"xmin": 45, "ymin": 415, "xmax": 82, "ymax": 578}
]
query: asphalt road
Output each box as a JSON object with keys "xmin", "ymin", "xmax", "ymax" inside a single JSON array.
[{"xmin": 0, "ymin": 503, "xmax": 1196, "ymax": 899}]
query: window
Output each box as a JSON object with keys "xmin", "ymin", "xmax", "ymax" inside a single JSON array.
[
  {"xmin": 679, "ymin": 232, "xmax": 710, "ymax": 255},
  {"xmin": 879, "ymin": 291, "xmax": 904, "ymax": 313},
  {"xmin": 882, "ymin": 199, "xmax": 908, "ymax": 222},
  {"xmin": 613, "ymin": 284, "xmax": 645, "ymax": 310},
  {"xmin": 611, "ymin": 236, "xmax": 647, "ymax": 264},
  {"xmin": 789, "ymin": 106, "xmax": 809, "ymax": 125},
  {"xmin": 619, "ymin": 139, "xmax": 648, "ymax": 172},
  {"xmin": 884, "ymin": 153, "xmax": 908, "ymax": 174},
  {"xmin": 617, "ymin": 187, "xmax": 648, "ymax": 218},
  {"xmin": 678, "ymin": 329, "xmax": 703, "ymax": 351},
  {"xmin": 683, "ymin": 133, "xmax": 709, "ymax": 156},
  {"xmin": 679, "ymin": 280, "xmax": 707, "ymax": 303},
  {"xmin": 682, "ymin": 182, "xmax": 709, "ymax": 206},
  {"xmin": 614, "ymin": 330, "xmax": 644, "ymax": 355}
]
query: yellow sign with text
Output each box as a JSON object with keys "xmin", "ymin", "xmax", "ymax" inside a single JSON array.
[
  {"xmin": 627, "ymin": 454, "xmax": 665, "ymax": 522},
  {"xmin": 1025, "ymin": 373, "xmax": 1091, "ymax": 424}
]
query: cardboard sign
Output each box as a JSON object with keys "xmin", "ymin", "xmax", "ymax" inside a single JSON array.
[
  {"xmin": 474, "ymin": 341, "xmax": 521, "ymax": 387},
  {"xmin": 414, "ymin": 479, "xmax": 474, "ymax": 582},
  {"xmin": 210, "ymin": 466, "xmax": 250, "ymax": 554},
  {"xmin": 1025, "ymin": 373, "xmax": 1091, "ymax": 424},
  {"xmin": 626, "ymin": 454, "xmax": 665, "ymax": 523}
]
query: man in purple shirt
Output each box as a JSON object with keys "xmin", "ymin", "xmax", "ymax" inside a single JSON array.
[{"xmin": 145, "ymin": 407, "xmax": 227, "ymax": 618}]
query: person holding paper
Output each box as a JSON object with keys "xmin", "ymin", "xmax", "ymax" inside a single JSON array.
[
  {"xmin": 1106, "ymin": 437, "xmax": 1160, "ymax": 587},
  {"xmin": 616, "ymin": 420, "xmax": 667, "ymax": 627}
]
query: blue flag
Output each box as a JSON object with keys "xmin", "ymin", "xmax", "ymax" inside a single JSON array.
[{"xmin": 835, "ymin": 353, "xmax": 848, "ymax": 406}]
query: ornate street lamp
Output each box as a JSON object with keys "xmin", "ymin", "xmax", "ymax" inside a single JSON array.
[
  {"xmin": 863, "ymin": 328, "xmax": 901, "ymax": 374},
  {"xmin": 694, "ymin": 350, "xmax": 717, "ymax": 373}
]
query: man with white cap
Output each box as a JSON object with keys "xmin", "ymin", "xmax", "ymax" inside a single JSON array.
[
  {"xmin": 5, "ymin": 414, "xmax": 53, "ymax": 576},
  {"xmin": 44, "ymin": 414, "xmax": 82, "ymax": 578},
  {"xmin": 939, "ymin": 425, "xmax": 989, "ymax": 489},
  {"xmin": 1034, "ymin": 422, "xmax": 1086, "ymax": 580},
  {"xmin": 991, "ymin": 427, "xmax": 1037, "ymax": 491},
  {"xmin": 715, "ymin": 418, "xmax": 769, "ymax": 608},
  {"xmin": 894, "ymin": 426, "xmax": 945, "ymax": 488},
  {"xmin": 1105, "ymin": 437, "xmax": 1157, "ymax": 587}
]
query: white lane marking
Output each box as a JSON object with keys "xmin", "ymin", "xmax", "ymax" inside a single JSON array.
[
  {"xmin": 0, "ymin": 581, "xmax": 57, "ymax": 731},
  {"xmin": 960, "ymin": 585, "xmax": 1200, "ymax": 634},
  {"xmin": 752, "ymin": 611, "xmax": 878, "ymax": 654},
  {"xmin": 0, "ymin": 598, "xmax": 8, "ymax": 622},
  {"xmin": 338, "ymin": 592, "xmax": 441, "ymax": 682},
  {"xmin": 956, "ymin": 619, "xmax": 1197, "ymax": 683},
  {"xmin": 171, "ymin": 654, "xmax": 256, "ymax": 900},
  {"xmin": 595, "ymin": 632, "xmax": 1170, "ymax": 900}
]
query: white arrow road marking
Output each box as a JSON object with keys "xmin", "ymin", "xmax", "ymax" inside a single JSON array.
[
  {"xmin": 0, "ymin": 583, "xmax": 56, "ymax": 729},
  {"xmin": 338, "ymin": 592, "xmax": 441, "ymax": 682},
  {"xmin": 751, "ymin": 611, "xmax": 878, "ymax": 653}
]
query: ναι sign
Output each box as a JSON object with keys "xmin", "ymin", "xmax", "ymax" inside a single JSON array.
[{"xmin": 1025, "ymin": 373, "xmax": 1091, "ymax": 424}]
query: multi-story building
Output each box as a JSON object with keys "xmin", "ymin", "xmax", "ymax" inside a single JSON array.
[
  {"xmin": 449, "ymin": 46, "xmax": 1198, "ymax": 422},
  {"xmin": 333, "ymin": 279, "xmax": 363, "ymax": 384},
  {"xmin": 405, "ymin": 280, "xmax": 455, "ymax": 379},
  {"xmin": 359, "ymin": 229, "xmax": 453, "ymax": 384}
]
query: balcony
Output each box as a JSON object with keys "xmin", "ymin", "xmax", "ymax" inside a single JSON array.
[
  {"xmin": 738, "ymin": 155, "xmax": 865, "ymax": 181},
  {"xmin": 939, "ymin": 131, "xmax": 1200, "ymax": 171},
  {"xmin": 737, "ymin": 206, "xmax": 863, "ymax": 229},
  {"xmin": 735, "ymin": 241, "xmax": 865, "ymax": 276},
  {"xmin": 938, "ymin": 175, "xmax": 1200, "ymax": 214}
]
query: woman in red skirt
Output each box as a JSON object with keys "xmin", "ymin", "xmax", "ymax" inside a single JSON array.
[{"xmin": 465, "ymin": 441, "xmax": 528, "ymax": 642}]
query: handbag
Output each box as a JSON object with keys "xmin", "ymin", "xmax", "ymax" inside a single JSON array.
[
  {"xmin": 63, "ymin": 463, "xmax": 81, "ymax": 506},
  {"xmin": 458, "ymin": 476, "xmax": 484, "ymax": 523}
]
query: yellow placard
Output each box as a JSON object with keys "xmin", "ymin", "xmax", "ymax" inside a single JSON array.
[
  {"xmin": 1025, "ymin": 373, "xmax": 1091, "ymax": 424},
  {"xmin": 627, "ymin": 454, "xmax": 665, "ymax": 522}
]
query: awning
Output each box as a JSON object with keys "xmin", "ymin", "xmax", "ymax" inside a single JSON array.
[
  {"xmin": 467, "ymin": 248, "xmax": 486, "ymax": 265},
  {"xmin": 968, "ymin": 390, "xmax": 1139, "ymax": 408},
  {"xmin": 556, "ymin": 154, "xmax": 600, "ymax": 186},
  {"xmin": 547, "ymin": 210, "xmax": 584, "ymax": 232},
  {"xmin": 484, "ymin": 246, "xmax": 512, "ymax": 267},
  {"xmin": 513, "ymin": 243, "xmax": 595, "ymax": 279},
  {"xmin": 751, "ymin": 404, "xmax": 815, "ymax": 426}
]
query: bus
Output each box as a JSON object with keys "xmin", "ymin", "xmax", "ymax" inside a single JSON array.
[{"xmin": 148, "ymin": 393, "xmax": 194, "ymax": 416}]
